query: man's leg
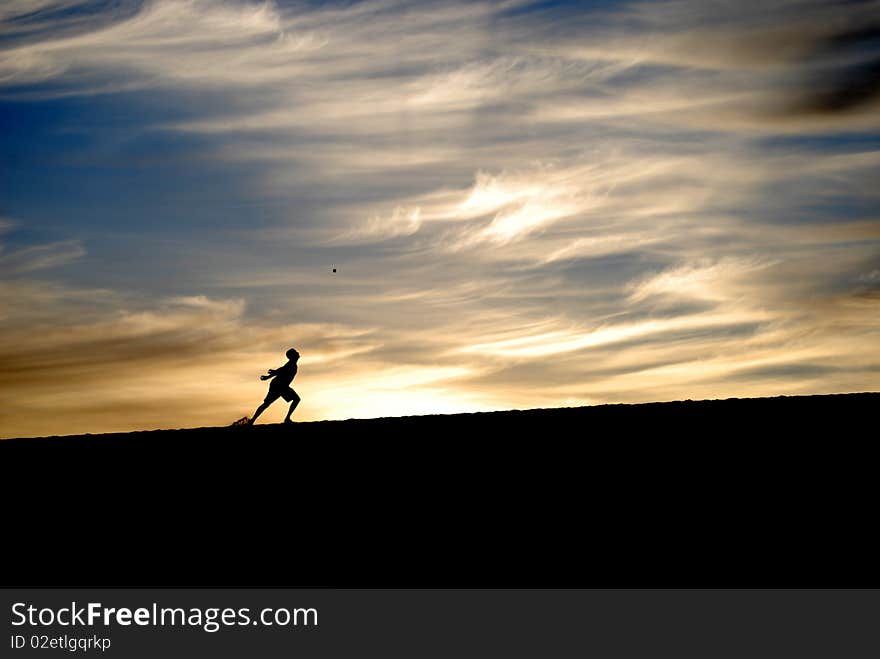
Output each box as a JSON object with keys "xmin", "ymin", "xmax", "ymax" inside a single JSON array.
[
  {"xmin": 284, "ymin": 391, "xmax": 301, "ymax": 423},
  {"xmin": 249, "ymin": 400, "xmax": 272, "ymax": 425}
]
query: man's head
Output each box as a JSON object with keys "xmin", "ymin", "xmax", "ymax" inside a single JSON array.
[{"xmin": 286, "ymin": 348, "xmax": 300, "ymax": 361}]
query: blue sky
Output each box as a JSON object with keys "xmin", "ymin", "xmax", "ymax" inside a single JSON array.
[{"xmin": 1, "ymin": 0, "xmax": 879, "ymax": 436}]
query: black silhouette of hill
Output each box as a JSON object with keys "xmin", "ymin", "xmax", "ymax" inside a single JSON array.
[
  {"xmin": 4, "ymin": 393, "xmax": 877, "ymax": 587},
  {"xmin": 6, "ymin": 392, "xmax": 876, "ymax": 444}
]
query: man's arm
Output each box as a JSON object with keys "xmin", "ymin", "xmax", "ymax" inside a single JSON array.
[{"xmin": 260, "ymin": 367, "xmax": 279, "ymax": 381}]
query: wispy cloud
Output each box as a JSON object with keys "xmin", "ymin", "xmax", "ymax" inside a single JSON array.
[
  {"xmin": 1, "ymin": 0, "xmax": 878, "ymax": 437},
  {"xmin": 0, "ymin": 239, "xmax": 85, "ymax": 273}
]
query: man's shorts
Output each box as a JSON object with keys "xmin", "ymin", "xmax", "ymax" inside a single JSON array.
[{"xmin": 265, "ymin": 385, "xmax": 297, "ymax": 404}]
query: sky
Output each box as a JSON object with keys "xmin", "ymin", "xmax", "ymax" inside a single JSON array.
[{"xmin": 1, "ymin": 0, "xmax": 878, "ymax": 437}]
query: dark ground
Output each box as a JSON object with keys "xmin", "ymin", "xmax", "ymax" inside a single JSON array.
[{"xmin": 2, "ymin": 393, "xmax": 877, "ymax": 587}]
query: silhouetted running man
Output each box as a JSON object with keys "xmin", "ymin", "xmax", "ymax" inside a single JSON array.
[{"xmin": 249, "ymin": 348, "xmax": 300, "ymax": 425}]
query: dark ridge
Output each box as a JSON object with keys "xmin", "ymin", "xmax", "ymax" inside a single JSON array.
[
  {"xmin": 3, "ymin": 393, "xmax": 877, "ymax": 588},
  {"xmin": 4, "ymin": 391, "xmax": 877, "ymax": 442}
]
